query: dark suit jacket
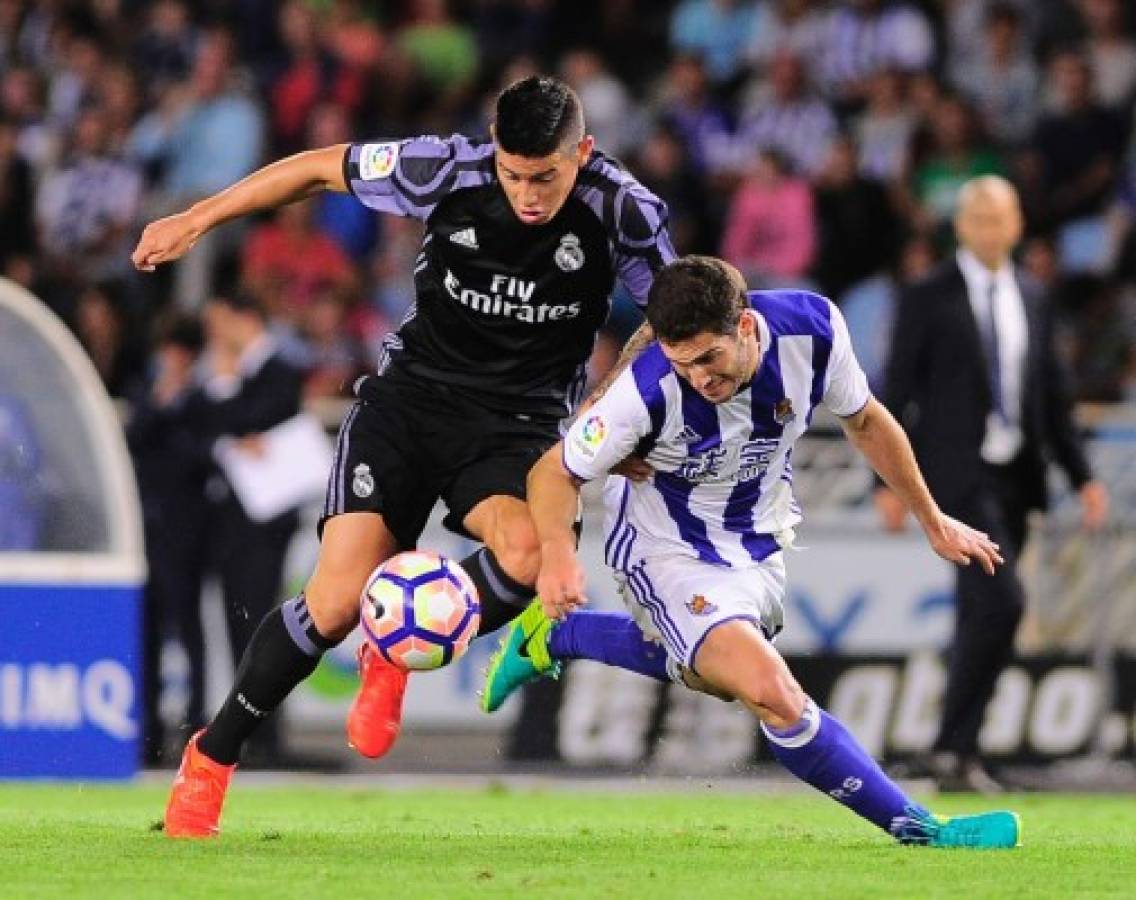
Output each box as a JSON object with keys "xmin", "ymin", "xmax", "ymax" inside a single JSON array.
[
  {"xmin": 189, "ymin": 350, "xmax": 305, "ymax": 527},
  {"xmin": 196, "ymin": 352, "xmax": 304, "ymax": 447},
  {"xmin": 882, "ymin": 259, "xmax": 1091, "ymax": 513},
  {"xmin": 127, "ymin": 379, "xmax": 211, "ymax": 536},
  {"xmin": 129, "ymin": 350, "xmax": 304, "ymax": 516}
]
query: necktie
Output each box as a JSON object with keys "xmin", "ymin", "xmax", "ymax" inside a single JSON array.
[{"xmin": 982, "ymin": 278, "xmax": 1006, "ymax": 420}]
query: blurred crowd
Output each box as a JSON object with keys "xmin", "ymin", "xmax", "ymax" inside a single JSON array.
[
  {"xmin": 3, "ymin": 0, "xmax": 1136, "ymax": 404},
  {"xmin": 5, "ymin": 0, "xmax": 1134, "ymax": 767}
]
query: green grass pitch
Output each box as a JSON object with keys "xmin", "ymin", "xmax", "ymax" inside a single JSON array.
[{"xmin": 1, "ymin": 785, "xmax": 1134, "ymax": 898}]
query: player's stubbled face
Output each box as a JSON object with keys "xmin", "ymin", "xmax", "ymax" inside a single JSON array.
[
  {"xmin": 660, "ymin": 313, "xmax": 760, "ymax": 404},
  {"xmin": 495, "ymin": 140, "xmax": 592, "ymax": 226}
]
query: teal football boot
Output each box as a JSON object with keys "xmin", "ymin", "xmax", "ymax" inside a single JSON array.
[
  {"xmin": 895, "ymin": 806, "xmax": 1021, "ymax": 849},
  {"xmin": 481, "ymin": 599, "xmax": 561, "ymax": 713}
]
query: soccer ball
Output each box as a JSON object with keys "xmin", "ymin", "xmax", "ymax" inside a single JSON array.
[{"xmin": 360, "ymin": 551, "xmax": 481, "ymax": 670}]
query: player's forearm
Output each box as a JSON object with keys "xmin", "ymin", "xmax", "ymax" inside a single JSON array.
[
  {"xmin": 186, "ymin": 144, "xmax": 350, "ymax": 234},
  {"xmin": 581, "ymin": 322, "xmax": 654, "ymax": 410},
  {"xmin": 843, "ymin": 397, "xmax": 941, "ymax": 531},
  {"xmin": 527, "ymin": 448, "xmax": 582, "ymax": 553}
]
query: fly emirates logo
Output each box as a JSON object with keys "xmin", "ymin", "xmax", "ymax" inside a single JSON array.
[{"xmin": 444, "ymin": 270, "xmax": 582, "ymax": 323}]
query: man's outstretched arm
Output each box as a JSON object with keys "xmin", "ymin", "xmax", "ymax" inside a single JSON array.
[
  {"xmin": 131, "ymin": 144, "xmax": 350, "ymax": 271},
  {"xmin": 527, "ymin": 444, "xmax": 589, "ymax": 619},
  {"xmin": 841, "ymin": 396, "xmax": 1004, "ymax": 575}
]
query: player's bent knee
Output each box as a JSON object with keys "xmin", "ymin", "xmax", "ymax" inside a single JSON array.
[
  {"xmin": 491, "ymin": 522, "xmax": 541, "ymax": 586},
  {"xmin": 304, "ymin": 577, "xmax": 367, "ymax": 642},
  {"xmin": 745, "ymin": 671, "xmax": 807, "ymax": 730},
  {"xmin": 305, "ymin": 513, "xmax": 398, "ymax": 641}
]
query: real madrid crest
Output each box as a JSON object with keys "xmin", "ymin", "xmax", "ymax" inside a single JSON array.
[
  {"xmin": 554, "ymin": 232, "xmax": 585, "ymax": 272},
  {"xmin": 352, "ymin": 463, "xmax": 375, "ymax": 498}
]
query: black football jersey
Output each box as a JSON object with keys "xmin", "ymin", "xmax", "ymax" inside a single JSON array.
[{"xmin": 344, "ymin": 135, "xmax": 675, "ymax": 418}]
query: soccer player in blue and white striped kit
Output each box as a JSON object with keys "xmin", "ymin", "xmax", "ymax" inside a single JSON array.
[{"xmin": 485, "ymin": 256, "xmax": 1020, "ymax": 848}]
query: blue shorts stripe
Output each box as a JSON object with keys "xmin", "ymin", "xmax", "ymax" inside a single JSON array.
[
  {"xmin": 638, "ymin": 567, "xmax": 688, "ymax": 654},
  {"xmin": 626, "ymin": 567, "xmax": 685, "ymax": 656},
  {"xmin": 632, "ymin": 565, "xmax": 688, "ymax": 655},
  {"xmin": 607, "ymin": 523, "xmax": 633, "ymax": 570},
  {"xmin": 617, "ymin": 523, "xmax": 637, "ymax": 572}
]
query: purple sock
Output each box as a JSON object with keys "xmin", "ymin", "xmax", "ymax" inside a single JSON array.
[
  {"xmin": 548, "ymin": 611, "xmax": 671, "ymax": 682},
  {"xmin": 762, "ymin": 698, "xmax": 928, "ymax": 837}
]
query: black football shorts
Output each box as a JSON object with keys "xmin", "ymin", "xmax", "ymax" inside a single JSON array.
[{"xmin": 320, "ymin": 370, "xmax": 560, "ymax": 549}]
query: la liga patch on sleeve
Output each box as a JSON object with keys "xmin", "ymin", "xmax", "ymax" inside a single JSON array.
[
  {"xmin": 358, "ymin": 142, "xmax": 400, "ymax": 180},
  {"xmin": 570, "ymin": 414, "xmax": 608, "ymax": 459}
]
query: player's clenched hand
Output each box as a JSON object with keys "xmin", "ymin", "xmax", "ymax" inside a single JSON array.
[
  {"xmin": 131, "ymin": 211, "xmax": 206, "ymax": 271},
  {"xmin": 536, "ymin": 542, "xmax": 587, "ymax": 620},
  {"xmin": 612, "ymin": 454, "xmax": 653, "ymax": 482},
  {"xmin": 924, "ymin": 513, "xmax": 1004, "ymax": 576}
]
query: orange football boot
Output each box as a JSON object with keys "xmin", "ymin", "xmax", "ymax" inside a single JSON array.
[
  {"xmin": 164, "ymin": 730, "xmax": 236, "ymax": 838},
  {"xmin": 346, "ymin": 643, "xmax": 409, "ymax": 759}
]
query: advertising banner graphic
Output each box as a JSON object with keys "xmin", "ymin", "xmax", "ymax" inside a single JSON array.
[
  {"xmin": 1, "ymin": 584, "xmax": 141, "ymax": 778},
  {"xmin": 506, "ymin": 653, "xmax": 1136, "ymax": 769}
]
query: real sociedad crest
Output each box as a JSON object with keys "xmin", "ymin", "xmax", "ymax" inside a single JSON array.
[
  {"xmin": 554, "ymin": 233, "xmax": 585, "ymax": 271},
  {"xmin": 352, "ymin": 463, "xmax": 375, "ymax": 498},
  {"xmin": 773, "ymin": 398, "xmax": 796, "ymax": 426},
  {"xmin": 685, "ymin": 594, "xmax": 718, "ymax": 616}
]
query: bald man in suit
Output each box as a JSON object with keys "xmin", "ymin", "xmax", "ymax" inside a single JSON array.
[{"xmin": 877, "ymin": 176, "xmax": 1108, "ymax": 791}]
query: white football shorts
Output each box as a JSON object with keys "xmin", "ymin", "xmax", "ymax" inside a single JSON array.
[{"xmin": 612, "ymin": 551, "xmax": 786, "ymax": 673}]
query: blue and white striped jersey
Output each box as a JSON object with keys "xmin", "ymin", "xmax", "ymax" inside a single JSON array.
[{"xmin": 563, "ymin": 290, "xmax": 870, "ymax": 569}]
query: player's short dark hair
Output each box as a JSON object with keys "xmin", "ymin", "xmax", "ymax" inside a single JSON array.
[
  {"xmin": 646, "ymin": 256, "xmax": 749, "ymax": 343},
  {"xmin": 494, "ymin": 75, "xmax": 585, "ymax": 157}
]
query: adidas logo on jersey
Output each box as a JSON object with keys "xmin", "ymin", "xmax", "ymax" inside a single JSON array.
[
  {"xmin": 676, "ymin": 425, "xmax": 703, "ymax": 443},
  {"xmin": 449, "ymin": 227, "xmax": 479, "ymax": 250}
]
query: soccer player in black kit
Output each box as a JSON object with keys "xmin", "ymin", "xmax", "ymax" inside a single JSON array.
[{"xmin": 132, "ymin": 76, "xmax": 676, "ymax": 837}]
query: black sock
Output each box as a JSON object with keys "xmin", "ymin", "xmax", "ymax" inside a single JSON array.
[
  {"xmin": 198, "ymin": 594, "xmax": 336, "ymax": 765},
  {"xmin": 459, "ymin": 547, "xmax": 535, "ymax": 636}
]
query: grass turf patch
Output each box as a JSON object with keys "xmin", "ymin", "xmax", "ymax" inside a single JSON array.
[{"xmin": 1, "ymin": 785, "xmax": 1133, "ymax": 898}]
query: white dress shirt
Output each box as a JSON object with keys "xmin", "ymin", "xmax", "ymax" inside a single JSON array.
[
  {"xmin": 957, "ymin": 248, "xmax": 1028, "ymax": 464},
  {"xmin": 201, "ymin": 333, "xmax": 276, "ymax": 402}
]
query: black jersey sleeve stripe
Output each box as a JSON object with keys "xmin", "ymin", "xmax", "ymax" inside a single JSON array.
[
  {"xmin": 347, "ymin": 134, "xmax": 494, "ymax": 218},
  {"xmin": 574, "ymin": 148, "xmax": 675, "ymax": 303},
  {"xmin": 576, "ymin": 155, "xmax": 629, "ymax": 186},
  {"xmin": 391, "ymin": 157, "xmax": 494, "ymax": 208},
  {"xmin": 617, "ymin": 241, "xmax": 670, "ymax": 268}
]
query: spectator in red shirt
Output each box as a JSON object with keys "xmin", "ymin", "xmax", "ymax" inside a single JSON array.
[
  {"xmin": 270, "ymin": 0, "xmax": 364, "ymax": 154},
  {"xmin": 241, "ymin": 198, "xmax": 356, "ymax": 326}
]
